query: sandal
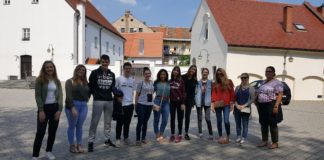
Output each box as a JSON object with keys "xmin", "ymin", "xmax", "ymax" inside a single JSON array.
[
  {"xmin": 76, "ymin": 144, "xmax": 85, "ymax": 153},
  {"xmin": 269, "ymin": 143, "xmax": 279, "ymax": 149},
  {"xmin": 69, "ymin": 145, "xmax": 77, "ymax": 153}
]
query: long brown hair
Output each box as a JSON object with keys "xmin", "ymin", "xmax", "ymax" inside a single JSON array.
[
  {"xmin": 171, "ymin": 66, "xmax": 181, "ymax": 80},
  {"xmin": 185, "ymin": 65, "xmax": 197, "ymax": 81},
  {"xmin": 37, "ymin": 61, "xmax": 59, "ymax": 83},
  {"xmin": 72, "ymin": 65, "xmax": 88, "ymax": 85},
  {"xmin": 213, "ymin": 68, "xmax": 231, "ymax": 92}
]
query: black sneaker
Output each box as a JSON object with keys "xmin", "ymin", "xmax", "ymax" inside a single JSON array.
[
  {"xmin": 88, "ymin": 142, "xmax": 94, "ymax": 152},
  {"xmin": 104, "ymin": 139, "xmax": 116, "ymax": 147},
  {"xmin": 184, "ymin": 134, "xmax": 191, "ymax": 140}
]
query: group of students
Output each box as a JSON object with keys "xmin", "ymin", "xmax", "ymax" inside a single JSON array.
[{"xmin": 32, "ymin": 55, "xmax": 284, "ymax": 160}]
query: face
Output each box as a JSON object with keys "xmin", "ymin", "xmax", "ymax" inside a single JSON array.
[
  {"xmin": 202, "ymin": 69, "xmax": 209, "ymax": 79},
  {"xmin": 265, "ymin": 68, "xmax": 275, "ymax": 79},
  {"xmin": 123, "ymin": 65, "xmax": 132, "ymax": 77},
  {"xmin": 160, "ymin": 71, "xmax": 167, "ymax": 81},
  {"xmin": 45, "ymin": 63, "xmax": 55, "ymax": 76},
  {"xmin": 216, "ymin": 70, "xmax": 224, "ymax": 78},
  {"xmin": 101, "ymin": 59, "xmax": 109, "ymax": 70},
  {"xmin": 189, "ymin": 67, "xmax": 197, "ymax": 76},
  {"xmin": 143, "ymin": 70, "xmax": 151, "ymax": 80},
  {"xmin": 240, "ymin": 75, "xmax": 249, "ymax": 84},
  {"xmin": 76, "ymin": 66, "xmax": 86, "ymax": 77},
  {"xmin": 172, "ymin": 68, "xmax": 179, "ymax": 77}
]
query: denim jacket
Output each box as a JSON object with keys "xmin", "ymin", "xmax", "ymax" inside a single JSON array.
[{"xmin": 195, "ymin": 80, "xmax": 212, "ymax": 107}]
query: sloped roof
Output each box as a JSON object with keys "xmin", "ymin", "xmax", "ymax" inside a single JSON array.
[
  {"xmin": 66, "ymin": 0, "xmax": 125, "ymax": 40},
  {"xmin": 150, "ymin": 27, "xmax": 191, "ymax": 40},
  {"xmin": 205, "ymin": 0, "xmax": 324, "ymax": 51},
  {"xmin": 123, "ymin": 32, "xmax": 163, "ymax": 58}
]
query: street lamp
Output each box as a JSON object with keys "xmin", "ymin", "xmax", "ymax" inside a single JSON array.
[
  {"xmin": 198, "ymin": 49, "xmax": 209, "ymax": 63},
  {"xmin": 47, "ymin": 44, "xmax": 54, "ymax": 61}
]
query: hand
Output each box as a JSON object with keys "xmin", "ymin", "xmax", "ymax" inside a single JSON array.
[
  {"xmin": 211, "ymin": 103, "xmax": 215, "ymax": 113},
  {"xmin": 273, "ymin": 105, "xmax": 279, "ymax": 114},
  {"xmin": 71, "ymin": 107, "xmax": 78, "ymax": 118},
  {"xmin": 236, "ymin": 105, "xmax": 241, "ymax": 110},
  {"xmin": 181, "ymin": 104, "xmax": 186, "ymax": 111},
  {"xmin": 230, "ymin": 102, "xmax": 234, "ymax": 112},
  {"xmin": 54, "ymin": 111, "xmax": 61, "ymax": 121},
  {"xmin": 38, "ymin": 111, "xmax": 46, "ymax": 123}
]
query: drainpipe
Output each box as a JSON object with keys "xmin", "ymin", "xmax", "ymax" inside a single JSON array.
[{"xmin": 99, "ymin": 26, "xmax": 103, "ymax": 57}]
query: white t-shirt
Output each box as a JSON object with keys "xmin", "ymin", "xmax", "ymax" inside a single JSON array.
[
  {"xmin": 115, "ymin": 75, "xmax": 135, "ymax": 106},
  {"xmin": 45, "ymin": 80, "xmax": 57, "ymax": 104}
]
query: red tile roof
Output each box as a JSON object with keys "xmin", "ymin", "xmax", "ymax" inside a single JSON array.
[
  {"xmin": 122, "ymin": 32, "xmax": 164, "ymax": 58},
  {"xmin": 66, "ymin": 0, "xmax": 125, "ymax": 40},
  {"xmin": 205, "ymin": 0, "xmax": 324, "ymax": 51},
  {"xmin": 150, "ymin": 27, "xmax": 191, "ymax": 40}
]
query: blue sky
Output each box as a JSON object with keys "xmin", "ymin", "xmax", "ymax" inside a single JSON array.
[{"xmin": 92, "ymin": 0, "xmax": 324, "ymax": 27}]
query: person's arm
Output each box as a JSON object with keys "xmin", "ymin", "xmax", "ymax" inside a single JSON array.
[
  {"xmin": 88, "ymin": 71, "xmax": 95, "ymax": 95},
  {"xmin": 65, "ymin": 79, "xmax": 74, "ymax": 110},
  {"xmin": 180, "ymin": 80, "xmax": 186, "ymax": 105},
  {"xmin": 135, "ymin": 81, "xmax": 142, "ymax": 104},
  {"xmin": 243, "ymin": 86, "xmax": 256, "ymax": 107},
  {"xmin": 57, "ymin": 80, "xmax": 63, "ymax": 112},
  {"xmin": 35, "ymin": 79, "xmax": 44, "ymax": 112}
]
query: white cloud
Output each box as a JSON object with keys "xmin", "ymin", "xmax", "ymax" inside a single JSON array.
[{"xmin": 118, "ymin": 0, "xmax": 137, "ymax": 5}]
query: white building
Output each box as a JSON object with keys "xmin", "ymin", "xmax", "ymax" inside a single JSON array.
[
  {"xmin": 0, "ymin": 0, "xmax": 125, "ymax": 81},
  {"xmin": 191, "ymin": 0, "xmax": 324, "ymax": 101}
]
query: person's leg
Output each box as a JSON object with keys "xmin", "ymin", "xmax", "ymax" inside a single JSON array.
[
  {"xmin": 233, "ymin": 108, "xmax": 242, "ymax": 138},
  {"xmin": 160, "ymin": 101, "xmax": 170, "ymax": 135},
  {"xmin": 46, "ymin": 103, "xmax": 59, "ymax": 152},
  {"xmin": 177, "ymin": 103, "xmax": 184, "ymax": 135},
  {"xmin": 65, "ymin": 107, "xmax": 77, "ymax": 145},
  {"xmin": 115, "ymin": 116, "xmax": 123, "ymax": 140},
  {"xmin": 215, "ymin": 108, "xmax": 223, "ymax": 137},
  {"xmin": 88, "ymin": 101, "xmax": 104, "ymax": 143},
  {"xmin": 75, "ymin": 101, "xmax": 88, "ymax": 152},
  {"xmin": 32, "ymin": 108, "xmax": 49, "ymax": 157},
  {"xmin": 169, "ymin": 101, "xmax": 176, "ymax": 135},
  {"xmin": 196, "ymin": 107, "xmax": 203, "ymax": 134},
  {"xmin": 242, "ymin": 113, "xmax": 250, "ymax": 139},
  {"xmin": 142, "ymin": 105, "xmax": 153, "ymax": 140},
  {"xmin": 103, "ymin": 101, "xmax": 113, "ymax": 141},
  {"xmin": 184, "ymin": 100, "xmax": 193, "ymax": 134},
  {"xmin": 223, "ymin": 106, "xmax": 231, "ymax": 136},
  {"xmin": 153, "ymin": 99, "xmax": 162, "ymax": 136},
  {"xmin": 136, "ymin": 104, "xmax": 144, "ymax": 141},
  {"xmin": 270, "ymin": 124, "xmax": 278, "ymax": 143},
  {"xmin": 204, "ymin": 105, "xmax": 213, "ymax": 136},
  {"xmin": 123, "ymin": 104, "xmax": 134, "ymax": 139}
]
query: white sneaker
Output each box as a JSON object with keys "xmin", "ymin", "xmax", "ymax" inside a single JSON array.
[
  {"xmin": 32, "ymin": 157, "xmax": 38, "ymax": 160},
  {"xmin": 235, "ymin": 136, "xmax": 241, "ymax": 143},
  {"xmin": 240, "ymin": 138, "xmax": 245, "ymax": 144},
  {"xmin": 199, "ymin": 133, "xmax": 203, "ymax": 138},
  {"xmin": 46, "ymin": 152, "xmax": 56, "ymax": 160},
  {"xmin": 115, "ymin": 140, "xmax": 121, "ymax": 148}
]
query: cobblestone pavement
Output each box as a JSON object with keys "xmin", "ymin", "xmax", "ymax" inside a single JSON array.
[{"xmin": 0, "ymin": 88, "xmax": 323, "ymax": 160}]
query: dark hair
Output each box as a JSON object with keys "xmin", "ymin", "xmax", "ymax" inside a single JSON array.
[
  {"xmin": 123, "ymin": 62, "xmax": 132, "ymax": 68},
  {"xmin": 143, "ymin": 67, "xmax": 150, "ymax": 74},
  {"xmin": 171, "ymin": 66, "xmax": 181, "ymax": 80},
  {"xmin": 154, "ymin": 69, "xmax": 169, "ymax": 85},
  {"xmin": 185, "ymin": 65, "xmax": 197, "ymax": 81},
  {"xmin": 37, "ymin": 60, "xmax": 59, "ymax": 83},
  {"xmin": 100, "ymin": 54, "xmax": 110, "ymax": 61},
  {"xmin": 213, "ymin": 68, "xmax": 231, "ymax": 92},
  {"xmin": 201, "ymin": 68, "xmax": 209, "ymax": 74},
  {"xmin": 266, "ymin": 66, "xmax": 276, "ymax": 73}
]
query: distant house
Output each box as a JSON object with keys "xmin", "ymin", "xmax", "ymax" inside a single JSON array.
[
  {"xmin": 151, "ymin": 26, "xmax": 191, "ymax": 66},
  {"xmin": 0, "ymin": 0, "xmax": 125, "ymax": 80},
  {"xmin": 191, "ymin": 0, "xmax": 324, "ymax": 100}
]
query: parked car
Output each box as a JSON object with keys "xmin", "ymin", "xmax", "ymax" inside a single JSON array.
[{"xmin": 250, "ymin": 80, "xmax": 291, "ymax": 105}]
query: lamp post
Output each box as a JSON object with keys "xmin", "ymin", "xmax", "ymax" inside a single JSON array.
[
  {"xmin": 47, "ymin": 44, "xmax": 54, "ymax": 61},
  {"xmin": 198, "ymin": 49, "xmax": 209, "ymax": 63}
]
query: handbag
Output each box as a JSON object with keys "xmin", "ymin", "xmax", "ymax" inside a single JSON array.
[
  {"xmin": 153, "ymin": 83, "xmax": 166, "ymax": 112},
  {"xmin": 240, "ymin": 106, "xmax": 251, "ymax": 114},
  {"xmin": 214, "ymin": 100, "xmax": 224, "ymax": 108}
]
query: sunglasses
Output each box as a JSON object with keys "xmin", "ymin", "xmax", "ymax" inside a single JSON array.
[{"xmin": 241, "ymin": 77, "xmax": 248, "ymax": 80}]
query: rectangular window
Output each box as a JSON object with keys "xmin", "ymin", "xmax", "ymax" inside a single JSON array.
[
  {"xmin": 139, "ymin": 39, "xmax": 144, "ymax": 55},
  {"xmin": 22, "ymin": 28, "xmax": 30, "ymax": 41},
  {"xmin": 32, "ymin": 0, "xmax": 39, "ymax": 4},
  {"xmin": 139, "ymin": 28, "xmax": 143, "ymax": 32},
  {"xmin": 130, "ymin": 28, "xmax": 134, "ymax": 33},
  {"xmin": 121, "ymin": 28, "xmax": 125, "ymax": 33},
  {"xmin": 118, "ymin": 47, "xmax": 121, "ymax": 57},
  {"xmin": 106, "ymin": 42, "xmax": 109, "ymax": 52},
  {"xmin": 113, "ymin": 44, "xmax": 115, "ymax": 55},
  {"xmin": 3, "ymin": 0, "xmax": 10, "ymax": 5},
  {"xmin": 94, "ymin": 37, "xmax": 98, "ymax": 49},
  {"xmin": 205, "ymin": 22, "xmax": 209, "ymax": 40}
]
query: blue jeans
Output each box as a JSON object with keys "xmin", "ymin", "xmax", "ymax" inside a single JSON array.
[
  {"xmin": 234, "ymin": 108, "xmax": 249, "ymax": 139},
  {"xmin": 65, "ymin": 100, "xmax": 88, "ymax": 145},
  {"xmin": 153, "ymin": 98, "xmax": 170, "ymax": 135},
  {"xmin": 215, "ymin": 106, "xmax": 230, "ymax": 137},
  {"xmin": 136, "ymin": 103, "xmax": 153, "ymax": 141}
]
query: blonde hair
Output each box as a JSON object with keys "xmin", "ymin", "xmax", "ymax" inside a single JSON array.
[{"xmin": 72, "ymin": 65, "xmax": 88, "ymax": 85}]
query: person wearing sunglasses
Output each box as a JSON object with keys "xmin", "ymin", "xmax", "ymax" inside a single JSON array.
[{"xmin": 233, "ymin": 73, "xmax": 255, "ymax": 144}]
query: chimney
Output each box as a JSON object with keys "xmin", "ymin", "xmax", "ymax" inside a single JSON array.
[
  {"xmin": 283, "ymin": 6, "xmax": 293, "ymax": 33},
  {"xmin": 125, "ymin": 10, "xmax": 131, "ymax": 33}
]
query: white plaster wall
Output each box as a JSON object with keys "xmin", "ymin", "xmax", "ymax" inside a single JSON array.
[
  {"xmin": 85, "ymin": 19, "xmax": 124, "ymax": 66},
  {"xmin": 0, "ymin": 0, "xmax": 76, "ymax": 80},
  {"xmin": 227, "ymin": 49, "xmax": 324, "ymax": 101},
  {"xmin": 190, "ymin": 0, "xmax": 228, "ymax": 79}
]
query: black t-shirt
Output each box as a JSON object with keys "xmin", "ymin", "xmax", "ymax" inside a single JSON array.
[{"xmin": 181, "ymin": 74, "xmax": 197, "ymax": 100}]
